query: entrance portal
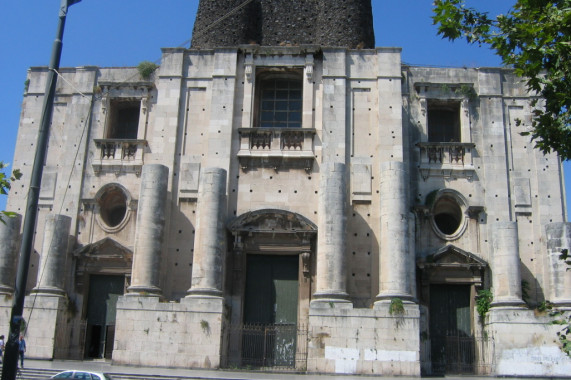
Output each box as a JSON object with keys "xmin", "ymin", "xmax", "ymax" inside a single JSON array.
[
  {"xmin": 429, "ymin": 284, "xmax": 474, "ymax": 374},
  {"xmin": 84, "ymin": 275, "xmax": 124, "ymax": 359},
  {"xmin": 242, "ymin": 255, "xmax": 299, "ymax": 367}
]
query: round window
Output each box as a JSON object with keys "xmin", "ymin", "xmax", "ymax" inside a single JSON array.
[
  {"xmin": 96, "ymin": 185, "xmax": 130, "ymax": 231},
  {"xmin": 430, "ymin": 190, "xmax": 467, "ymax": 240}
]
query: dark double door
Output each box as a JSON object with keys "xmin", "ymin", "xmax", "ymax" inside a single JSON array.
[
  {"xmin": 242, "ymin": 254, "xmax": 299, "ymax": 367},
  {"xmin": 429, "ymin": 284, "xmax": 475, "ymax": 374},
  {"xmin": 85, "ymin": 275, "xmax": 124, "ymax": 359}
]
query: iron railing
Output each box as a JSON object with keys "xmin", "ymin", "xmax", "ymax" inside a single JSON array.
[
  {"xmin": 223, "ymin": 323, "xmax": 308, "ymax": 371},
  {"xmin": 421, "ymin": 334, "xmax": 494, "ymax": 376}
]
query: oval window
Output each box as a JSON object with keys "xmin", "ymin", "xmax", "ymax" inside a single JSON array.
[
  {"xmin": 430, "ymin": 190, "xmax": 467, "ymax": 240},
  {"xmin": 97, "ymin": 185, "xmax": 129, "ymax": 230}
]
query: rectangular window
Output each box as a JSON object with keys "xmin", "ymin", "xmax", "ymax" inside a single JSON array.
[
  {"xmin": 427, "ymin": 100, "xmax": 460, "ymax": 142},
  {"xmin": 106, "ymin": 100, "xmax": 140, "ymax": 139},
  {"xmin": 256, "ymin": 69, "xmax": 302, "ymax": 128}
]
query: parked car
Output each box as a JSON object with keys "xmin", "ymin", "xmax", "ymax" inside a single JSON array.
[{"xmin": 50, "ymin": 370, "xmax": 113, "ymax": 380}]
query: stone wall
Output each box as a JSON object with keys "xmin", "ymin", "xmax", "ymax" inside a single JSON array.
[
  {"xmin": 307, "ymin": 303, "xmax": 420, "ymax": 376},
  {"xmin": 191, "ymin": 0, "xmax": 375, "ymax": 49},
  {"xmin": 113, "ymin": 296, "xmax": 225, "ymax": 368}
]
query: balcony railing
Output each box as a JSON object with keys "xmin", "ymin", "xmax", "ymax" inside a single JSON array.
[
  {"xmin": 93, "ymin": 139, "xmax": 146, "ymax": 174},
  {"xmin": 238, "ymin": 128, "xmax": 316, "ymax": 172},
  {"xmin": 416, "ymin": 142, "xmax": 475, "ymax": 180}
]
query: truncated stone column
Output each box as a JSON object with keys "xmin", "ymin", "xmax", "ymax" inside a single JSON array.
[
  {"xmin": 376, "ymin": 161, "xmax": 414, "ymax": 302},
  {"xmin": 32, "ymin": 214, "xmax": 71, "ymax": 295},
  {"xmin": 312, "ymin": 162, "xmax": 350, "ymax": 304},
  {"xmin": 491, "ymin": 221, "xmax": 525, "ymax": 307},
  {"xmin": 0, "ymin": 214, "xmax": 22, "ymax": 295},
  {"xmin": 128, "ymin": 164, "xmax": 169, "ymax": 296},
  {"xmin": 546, "ymin": 222, "xmax": 571, "ymax": 307},
  {"xmin": 187, "ymin": 167, "xmax": 227, "ymax": 298}
]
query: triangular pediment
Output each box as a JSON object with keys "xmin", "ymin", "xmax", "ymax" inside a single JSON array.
[
  {"xmin": 420, "ymin": 245, "xmax": 487, "ymax": 269},
  {"xmin": 74, "ymin": 237, "xmax": 133, "ymax": 261}
]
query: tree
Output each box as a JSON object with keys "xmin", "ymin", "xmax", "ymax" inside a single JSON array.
[
  {"xmin": 0, "ymin": 162, "xmax": 21, "ymax": 223},
  {"xmin": 432, "ymin": 0, "xmax": 571, "ymax": 159}
]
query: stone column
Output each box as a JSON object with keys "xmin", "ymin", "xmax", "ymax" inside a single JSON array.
[
  {"xmin": 187, "ymin": 167, "xmax": 227, "ymax": 298},
  {"xmin": 546, "ymin": 222, "xmax": 571, "ymax": 307},
  {"xmin": 491, "ymin": 221, "xmax": 525, "ymax": 307},
  {"xmin": 32, "ymin": 214, "xmax": 71, "ymax": 295},
  {"xmin": 0, "ymin": 214, "xmax": 22, "ymax": 295},
  {"xmin": 376, "ymin": 161, "xmax": 414, "ymax": 302},
  {"xmin": 312, "ymin": 162, "xmax": 350, "ymax": 304},
  {"xmin": 128, "ymin": 164, "xmax": 169, "ymax": 296}
]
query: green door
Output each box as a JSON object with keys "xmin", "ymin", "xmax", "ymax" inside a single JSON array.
[
  {"xmin": 243, "ymin": 255, "xmax": 298, "ymax": 367},
  {"xmin": 429, "ymin": 284, "xmax": 474, "ymax": 374},
  {"xmin": 85, "ymin": 275, "xmax": 124, "ymax": 358}
]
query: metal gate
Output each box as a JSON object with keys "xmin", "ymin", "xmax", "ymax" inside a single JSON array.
[
  {"xmin": 422, "ymin": 334, "xmax": 494, "ymax": 375},
  {"xmin": 224, "ymin": 323, "xmax": 308, "ymax": 370}
]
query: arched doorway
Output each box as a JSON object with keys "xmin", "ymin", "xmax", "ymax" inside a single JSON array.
[
  {"xmin": 225, "ymin": 209, "xmax": 316, "ymax": 369},
  {"xmin": 74, "ymin": 238, "xmax": 132, "ymax": 359}
]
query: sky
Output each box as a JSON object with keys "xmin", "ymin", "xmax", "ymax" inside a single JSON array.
[{"xmin": 1, "ymin": 0, "xmax": 567, "ymax": 216}]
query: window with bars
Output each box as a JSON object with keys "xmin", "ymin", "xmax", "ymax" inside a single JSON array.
[{"xmin": 257, "ymin": 71, "xmax": 302, "ymax": 129}]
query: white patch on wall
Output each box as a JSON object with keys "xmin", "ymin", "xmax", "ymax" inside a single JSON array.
[
  {"xmin": 496, "ymin": 346, "xmax": 571, "ymax": 377},
  {"xmin": 364, "ymin": 349, "xmax": 416, "ymax": 362},
  {"xmin": 325, "ymin": 346, "xmax": 359, "ymax": 374}
]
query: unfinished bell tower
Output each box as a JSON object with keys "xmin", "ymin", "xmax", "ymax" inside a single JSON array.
[{"xmin": 191, "ymin": 0, "xmax": 375, "ymax": 48}]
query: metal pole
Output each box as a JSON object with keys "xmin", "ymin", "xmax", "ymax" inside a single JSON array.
[{"xmin": 1, "ymin": 1, "xmax": 80, "ymax": 379}]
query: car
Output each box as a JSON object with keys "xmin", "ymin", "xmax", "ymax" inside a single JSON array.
[{"xmin": 50, "ymin": 370, "xmax": 113, "ymax": 380}]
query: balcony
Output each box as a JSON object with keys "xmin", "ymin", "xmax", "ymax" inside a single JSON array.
[
  {"xmin": 416, "ymin": 142, "xmax": 475, "ymax": 180},
  {"xmin": 92, "ymin": 139, "xmax": 147, "ymax": 175},
  {"xmin": 237, "ymin": 128, "xmax": 316, "ymax": 172}
]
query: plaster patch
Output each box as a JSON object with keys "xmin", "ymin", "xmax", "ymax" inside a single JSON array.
[
  {"xmin": 496, "ymin": 346, "xmax": 571, "ymax": 377},
  {"xmin": 364, "ymin": 348, "xmax": 416, "ymax": 362},
  {"xmin": 325, "ymin": 346, "xmax": 359, "ymax": 374}
]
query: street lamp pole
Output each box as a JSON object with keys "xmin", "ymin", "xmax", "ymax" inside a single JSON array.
[{"xmin": 1, "ymin": 1, "xmax": 81, "ymax": 379}]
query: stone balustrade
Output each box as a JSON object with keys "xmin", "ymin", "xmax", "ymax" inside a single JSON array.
[
  {"xmin": 416, "ymin": 142, "xmax": 475, "ymax": 179},
  {"xmin": 93, "ymin": 138, "xmax": 147, "ymax": 174},
  {"xmin": 237, "ymin": 128, "xmax": 316, "ymax": 172}
]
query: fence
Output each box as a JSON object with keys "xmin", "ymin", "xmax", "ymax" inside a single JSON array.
[
  {"xmin": 421, "ymin": 334, "xmax": 494, "ymax": 375},
  {"xmin": 223, "ymin": 323, "xmax": 308, "ymax": 371}
]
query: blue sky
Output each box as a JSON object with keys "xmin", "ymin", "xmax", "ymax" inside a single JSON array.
[{"xmin": 1, "ymin": 1, "xmax": 567, "ymax": 215}]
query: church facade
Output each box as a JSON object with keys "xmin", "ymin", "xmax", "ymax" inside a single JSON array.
[{"xmin": 1, "ymin": 0, "xmax": 570, "ymax": 376}]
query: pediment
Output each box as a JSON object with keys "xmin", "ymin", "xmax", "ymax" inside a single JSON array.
[
  {"xmin": 419, "ymin": 245, "xmax": 487, "ymax": 269},
  {"xmin": 228, "ymin": 209, "xmax": 317, "ymax": 234},
  {"xmin": 74, "ymin": 237, "xmax": 133, "ymax": 261}
]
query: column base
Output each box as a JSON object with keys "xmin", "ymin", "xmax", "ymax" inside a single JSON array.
[
  {"xmin": 186, "ymin": 287, "xmax": 223, "ymax": 299},
  {"xmin": 0, "ymin": 285, "xmax": 14, "ymax": 295},
  {"xmin": 311, "ymin": 290, "xmax": 351, "ymax": 306},
  {"xmin": 31, "ymin": 286, "xmax": 66, "ymax": 297},
  {"xmin": 375, "ymin": 292, "xmax": 416, "ymax": 304},
  {"xmin": 126, "ymin": 285, "xmax": 162, "ymax": 297},
  {"xmin": 491, "ymin": 298, "xmax": 527, "ymax": 309}
]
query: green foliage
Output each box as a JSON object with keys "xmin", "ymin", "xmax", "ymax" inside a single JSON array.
[
  {"xmin": 433, "ymin": 0, "xmax": 571, "ymax": 159},
  {"xmin": 560, "ymin": 249, "xmax": 571, "ymax": 269},
  {"xmin": 0, "ymin": 162, "xmax": 22, "ymax": 224},
  {"xmin": 476, "ymin": 289, "xmax": 493, "ymax": 319},
  {"xmin": 549, "ymin": 249, "xmax": 571, "ymax": 357},
  {"xmin": 537, "ymin": 300, "xmax": 553, "ymax": 313},
  {"xmin": 551, "ymin": 309, "xmax": 571, "ymax": 356},
  {"xmin": 521, "ymin": 279, "xmax": 530, "ymax": 306},
  {"xmin": 23, "ymin": 79, "xmax": 30, "ymax": 94},
  {"xmin": 389, "ymin": 297, "xmax": 405, "ymax": 315},
  {"xmin": 137, "ymin": 61, "xmax": 158, "ymax": 80}
]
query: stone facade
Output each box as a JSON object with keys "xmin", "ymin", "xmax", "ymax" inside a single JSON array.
[{"xmin": 1, "ymin": 1, "xmax": 571, "ymax": 377}]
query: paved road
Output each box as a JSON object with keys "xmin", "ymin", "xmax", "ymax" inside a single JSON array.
[{"xmin": 17, "ymin": 359, "xmax": 564, "ymax": 380}]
